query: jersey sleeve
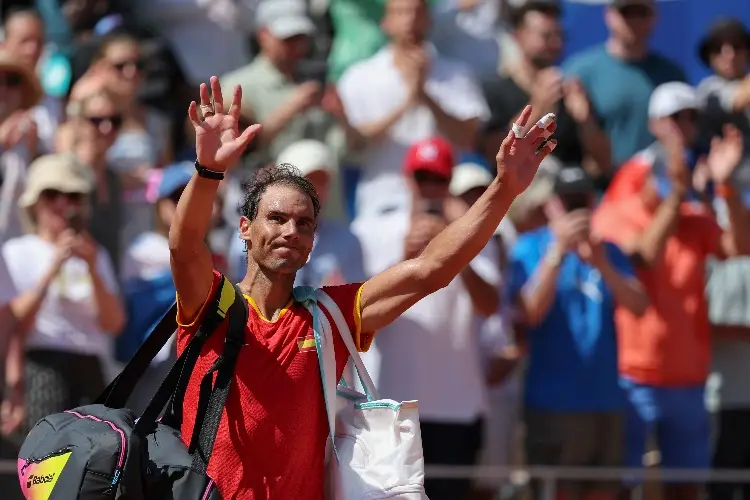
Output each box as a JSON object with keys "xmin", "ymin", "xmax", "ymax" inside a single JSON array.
[
  {"xmin": 321, "ymin": 282, "xmax": 375, "ymax": 353},
  {"xmin": 176, "ymin": 269, "xmax": 224, "ymax": 330}
]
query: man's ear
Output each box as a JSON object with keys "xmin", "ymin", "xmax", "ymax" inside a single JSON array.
[{"xmin": 239, "ymin": 216, "xmax": 252, "ymax": 247}]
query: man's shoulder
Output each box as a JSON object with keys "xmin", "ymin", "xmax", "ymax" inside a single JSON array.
[
  {"xmin": 2, "ymin": 234, "xmax": 39, "ymax": 257},
  {"xmin": 510, "ymin": 227, "xmax": 550, "ymax": 261},
  {"xmin": 338, "ymin": 51, "xmax": 390, "ymax": 88},
  {"xmin": 221, "ymin": 57, "xmax": 271, "ymax": 86},
  {"xmin": 562, "ymin": 45, "xmax": 607, "ymax": 75},
  {"xmin": 482, "ymin": 74, "xmax": 522, "ymax": 101}
]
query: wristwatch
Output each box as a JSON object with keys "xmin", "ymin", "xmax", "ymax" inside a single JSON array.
[
  {"xmin": 194, "ymin": 159, "xmax": 225, "ymax": 180},
  {"xmin": 544, "ymin": 244, "xmax": 563, "ymax": 268}
]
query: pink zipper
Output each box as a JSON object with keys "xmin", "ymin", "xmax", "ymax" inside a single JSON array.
[{"xmin": 64, "ymin": 410, "xmax": 126, "ymax": 489}]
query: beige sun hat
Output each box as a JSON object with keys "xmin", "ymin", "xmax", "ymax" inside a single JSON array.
[
  {"xmin": 19, "ymin": 154, "xmax": 94, "ymax": 210},
  {"xmin": 0, "ymin": 49, "xmax": 43, "ymax": 110}
]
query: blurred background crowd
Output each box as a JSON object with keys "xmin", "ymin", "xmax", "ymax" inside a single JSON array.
[{"xmin": 1, "ymin": 0, "xmax": 750, "ymax": 499}]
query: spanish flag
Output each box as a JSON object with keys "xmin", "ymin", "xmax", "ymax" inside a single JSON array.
[{"xmin": 297, "ymin": 332, "xmax": 316, "ymax": 352}]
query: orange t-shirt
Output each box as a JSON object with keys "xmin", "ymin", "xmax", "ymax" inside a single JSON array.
[
  {"xmin": 593, "ymin": 197, "xmax": 722, "ymax": 386},
  {"xmin": 176, "ymin": 271, "xmax": 374, "ymax": 500}
]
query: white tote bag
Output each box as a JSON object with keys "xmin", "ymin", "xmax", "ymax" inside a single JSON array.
[{"xmin": 294, "ymin": 287, "xmax": 429, "ymax": 500}]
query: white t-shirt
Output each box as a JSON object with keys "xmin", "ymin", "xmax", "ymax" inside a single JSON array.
[
  {"xmin": 352, "ymin": 208, "xmax": 500, "ymax": 423},
  {"xmin": 0, "ymin": 250, "xmax": 16, "ymax": 305},
  {"xmin": 2, "ymin": 234, "xmax": 119, "ymax": 361},
  {"xmin": 338, "ymin": 45, "xmax": 490, "ymax": 217}
]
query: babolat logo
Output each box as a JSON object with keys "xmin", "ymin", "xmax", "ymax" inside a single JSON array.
[{"xmin": 27, "ymin": 473, "xmax": 55, "ymax": 488}]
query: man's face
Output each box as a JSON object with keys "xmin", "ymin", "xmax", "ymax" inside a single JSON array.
[
  {"xmin": 709, "ymin": 39, "xmax": 750, "ymax": 80},
  {"xmin": 605, "ymin": 3, "xmax": 655, "ymax": 46},
  {"xmin": 241, "ymin": 184, "xmax": 316, "ymax": 275},
  {"xmin": 3, "ymin": 13, "xmax": 44, "ymax": 68},
  {"xmin": 649, "ymin": 109, "xmax": 699, "ymax": 148},
  {"xmin": 0, "ymin": 70, "xmax": 24, "ymax": 119},
  {"xmin": 459, "ymin": 187, "xmax": 486, "ymax": 207},
  {"xmin": 258, "ymin": 30, "xmax": 310, "ymax": 69},
  {"xmin": 409, "ymin": 170, "xmax": 451, "ymax": 201},
  {"xmin": 516, "ymin": 10, "xmax": 564, "ymax": 69},
  {"xmin": 557, "ymin": 191, "xmax": 594, "ymax": 213},
  {"xmin": 382, "ymin": 0, "xmax": 430, "ymax": 47}
]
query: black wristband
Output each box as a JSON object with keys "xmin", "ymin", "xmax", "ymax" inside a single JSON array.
[{"xmin": 194, "ymin": 160, "xmax": 225, "ymax": 180}]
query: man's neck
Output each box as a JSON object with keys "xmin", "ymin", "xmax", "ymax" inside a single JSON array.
[
  {"xmin": 260, "ymin": 50, "xmax": 296, "ymax": 79},
  {"xmin": 239, "ymin": 262, "xmax": 296, "ymax": 321},
  {"xmin": 511, "ymin": 57, "xmax": 543, "ymax": 93},
  {"xmin": 606, "ymin": 37, "xmax": 648, "ymax": 62},
  {"xmin": 391, "ymin": 41, "xmax": 427, "ymax": 66}
]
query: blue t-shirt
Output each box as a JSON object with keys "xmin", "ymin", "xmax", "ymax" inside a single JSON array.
[
  {"xmin": 508, "ymin": 227, "xmax": 634, "ymax": 412},
  {"xmin": 563, "ymin": 45, "xmax": 686, "ymax": 168}
]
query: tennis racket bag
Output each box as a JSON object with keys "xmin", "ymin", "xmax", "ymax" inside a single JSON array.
[{"xmin": 17, "ymin": 275, "xmax": 246, "ymax": 500}]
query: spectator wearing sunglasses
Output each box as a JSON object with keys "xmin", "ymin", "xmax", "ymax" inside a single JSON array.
[
  {"xmin": 58, "ymin": 87, "xmax": 125, "ymax": 271},
  {"xmin": 563, "ymin": 0, "xmax": 686, "ymax": 171},
  {"xmin": 0, "ymin": 153, "xmax": 124, "ymax": 450},
  {"xmin": 90, "ymin": 34, "xmax": 173, "ymax": 254}
]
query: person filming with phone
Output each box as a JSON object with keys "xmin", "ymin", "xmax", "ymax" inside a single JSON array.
[
  {"xmin": 507, "ymin": 165, "xmax": 647, "ymax": 500},
  {"xmin": 0, "ymin": 154, "xmax": 124, "ymax": 450}
]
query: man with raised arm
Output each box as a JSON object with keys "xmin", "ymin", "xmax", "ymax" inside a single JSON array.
[{"xmin": 169, "ymin": 76, "xmax": 557, "ymax": 500}]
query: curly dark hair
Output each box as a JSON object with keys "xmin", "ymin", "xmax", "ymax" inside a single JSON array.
[{"xmin": 240, "ymin": 163, "xmax": 321, "ymax": 221}]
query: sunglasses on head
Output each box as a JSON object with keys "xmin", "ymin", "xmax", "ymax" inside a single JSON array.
[
  {"xmin": 413, "ymin": 170, "xmax": 450, "ymax": 184},
  {"xmin": 0, "ymin": 72, "xmax": 23, "ymax": 88},
  {"xmin": 40, "ymin": 189, "xmax": 84, "ymax": 202},
  {"xmin": 618, "ymin": 4, "xmax": 653, "ymax": 19},
  {"xmin": 111, "ymin": 59, "xmax": 145, "ymax": 72}
]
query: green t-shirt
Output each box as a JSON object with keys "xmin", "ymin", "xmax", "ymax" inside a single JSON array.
[{"xmin": 327, "ymin": 0, "xmax": 440, "ymax": 82}]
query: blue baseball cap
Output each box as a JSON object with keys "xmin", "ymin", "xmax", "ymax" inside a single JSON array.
[{"xmin": 157, "ymin": 162, "xmax": 194, "ymax": 200}]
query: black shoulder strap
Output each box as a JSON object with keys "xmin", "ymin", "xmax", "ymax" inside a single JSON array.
[
  {"xmin": 133, "ymin": 275, "xmax": 238, "ymax": 434},
  {"xmin": 96, "ymin": 302, "xmax": 178, "ymax": 408},
  {"xmin": 189, "ymin": 283, "xmax": 248, "ymax": 474},
  {"xmin": 98, "ymin": 275, "xmax": 235, "ymax": 409}
]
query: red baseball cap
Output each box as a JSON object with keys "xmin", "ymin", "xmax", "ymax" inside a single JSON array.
[{"xmin": 403, "ymin": 137, "xmax": 454, "ymax": 180}]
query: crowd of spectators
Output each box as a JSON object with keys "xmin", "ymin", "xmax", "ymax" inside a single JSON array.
[{"xmin": 1, "ymin": 0, "xmax": 750, "ymax": 499}]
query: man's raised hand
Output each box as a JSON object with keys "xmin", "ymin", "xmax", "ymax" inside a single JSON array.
[
  {"xmin": 188, "ymin": 76, "xmax": 262, "ymax": 171},
  {"xmin": 496, "ymin": 105, "xmax": 557, "ymax": 197}
]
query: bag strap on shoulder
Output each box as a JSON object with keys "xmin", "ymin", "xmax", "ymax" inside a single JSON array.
[
  {"xmin": 188, "ymin": 282, "xmax": 248, "ymax": 474},
  {"xmin": 100, "ymin": 275, "xmax": 236, "ymax": 410}
]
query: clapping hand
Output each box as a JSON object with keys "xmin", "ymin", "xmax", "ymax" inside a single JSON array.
[
  {"xmin": 563, "ymin": 78, "xmax": 591, "ymax": 124},
  {"xmin": 188, "ymin": 77, "xmax": 262, "ymax": 171},
  {"xmin": 495, "ymin": 105, "xmax": 558, "ymax": 197},
  {"xmin": 578, "ymin": 234, "xmax": 608, "ymax": 270},
  {"xmin": 706, "ymin": 124, "xmax": 743, "ymax": 185}
]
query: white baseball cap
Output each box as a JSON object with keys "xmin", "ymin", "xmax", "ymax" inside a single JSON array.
[
  {"xmin": 276, "ymin": 139, "xmax": 336, "ymax": 176},
  {"xmin": 449, "ymin": 162, "xmax": 494, "ymax": 197},
  {"xmin": 256, "ymin": 0, "xmax": 316, "ymax": 39},
  {"xmin": 648, "ymin": 82, "xmax": 698, "ymax": 119}
]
